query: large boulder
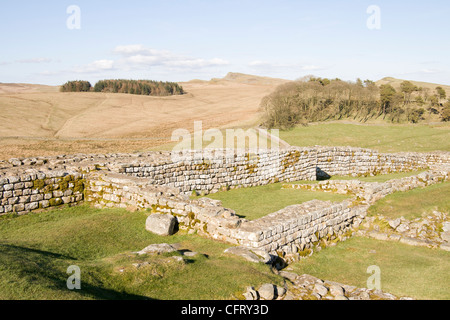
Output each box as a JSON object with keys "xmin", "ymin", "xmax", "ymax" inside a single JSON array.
[
  {"xmin": 145, "ymin": 214, "xmax": 177, "ymax": 236},
  {"xmin": 258, "ymin": 284, "xmax": 276, "ymax": 300}
]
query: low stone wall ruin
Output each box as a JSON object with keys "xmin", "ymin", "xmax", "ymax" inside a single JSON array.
[{"xmin": 1, "ymin": 146, "xmax": 449, "ymax": 258}]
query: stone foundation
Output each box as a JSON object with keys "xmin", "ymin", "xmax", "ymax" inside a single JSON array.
[{"xmin": 1, "ymin": 146, "xmax": 449, "ymax": 257}]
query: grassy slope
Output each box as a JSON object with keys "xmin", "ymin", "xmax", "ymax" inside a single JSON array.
[
  {"xmin": 194, "ymin": 183, "xmax": 349, "ymax": 221},
  {"xmin": 290, "ymin": 236, "xmax": 450, "ymax": 300},
  {"xmin": 0, "ymin": 206, "xmax": 283, "ymax": 300},
  {"xmin": 279, "ymin": 123, "xmax": 450, "ymax": 153},
  {"xmin": 368, "ymin": 181, "xmax": 450, "ymax": 220}
]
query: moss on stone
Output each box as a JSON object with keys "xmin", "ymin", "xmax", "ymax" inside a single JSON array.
[
  {"xmin": 49, "ymin": 198, "xmax": 63, "ymax": 207},
  {"xmin": 298, "ymin": 248, "xmax": 312, "ymax": 257},
  {"xmin": 281, "ymin": 150, "xmax": 301, "ymax": 174},
  {"xmin": 73, "ymin": 179, "xmax": 85, "ymax": 194},
  {"xmin": 32, "ymin": 179, "xmax": 45, "ymax": 190},
  {"xmin": 195, "ymin": 161, "xmax": 211, "ymax": 171}
]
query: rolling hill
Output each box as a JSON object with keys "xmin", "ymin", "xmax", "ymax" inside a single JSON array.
[
  {"xmin": 376, "ymin": 77, "xmax": 450, "ymax": 96},
  {"xmin": 0, "ymin": 73, "xmax": 284, "ymax": 159}
]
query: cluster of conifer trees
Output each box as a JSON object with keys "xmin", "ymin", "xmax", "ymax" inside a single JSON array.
[
  {"xmin": 60, "ymin": 79, "xmax": 184, "ymax": 96},
  {"xmin": 60, "ymin": 80, "xmax": 92, "ymax": 92}
]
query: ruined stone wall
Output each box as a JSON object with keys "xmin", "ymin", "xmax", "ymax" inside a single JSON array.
[
  {"xmin": 1, "ymin": 146, "xmax": 448, "ymax": 223},
  {"xmin": 115, "ymin": 147, "xmax": 450, "ymax": 194},
  {"xmin": 314, "ymin": 147, "xmax": 449, "ymax": 179},
  {"xmin": 235, "ymin": 200, "xmax": 367, "ymax": 255},
  {"xmin": 84, "ymin": 172, "xmax": 243, "ymax": 240},
  {"xmin": 287, "ymin": 169, "xmax": 450, "ymax": 205},
  {"xmin": 83, "ymin": 167, "xmax": 449, "ymax": 258},
  {"xmin": 115, "ymin": 148, "xmax": 318, "ymax": 194},
  {"xmin": 0, "ymin": 169, "xmax": 85, "ymax": 215},
  {"xmin": 82, "ymin": 171, "xmax": 369, "ymax": 258},
  {"xmin": 1, "ymin": 146, "xmax": 449, "ymax": 258}
]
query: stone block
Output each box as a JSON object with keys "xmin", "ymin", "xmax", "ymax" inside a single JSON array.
[{"xmin": 145, "ymin": 213, "xmax": 177, "ymax": 236}]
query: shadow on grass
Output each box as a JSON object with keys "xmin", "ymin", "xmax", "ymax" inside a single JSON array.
[{"xmin": 0, "ymin": 243, "xmax": 154, "ymax": 300}]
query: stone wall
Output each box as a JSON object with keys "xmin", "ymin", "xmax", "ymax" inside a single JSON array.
[
  {"xmin": 286, "ymin": 169, "xmax": 450, "ymax": 205},
  {"xmin": 314, "ymin": 147, "xmax": 449, "ymax": 179},
  {"xmin": 84, "ymin": 172, "xmax": 243, "ymax": 241},
  {"xmin": 115, "ymin": 148, "xmax": 318, "ymax": 194},
  {"xmin": 0, "ymin": 169, "xmax": 85, "ymax": 215},
  {"xmin": 1, "ymin": 146, "xmax": 449, "ymax": 258},
  {"xmin": 111, "ymin": 147, "xmax": 450, "ymax": 194},
  {"xmin": 82, "ymin": 171, "xmax": 366, "ymax": 255},
  {"xmin": 235, "ymin": 200, "xmax": 366, "ymax": 255},
  {"xmin": 83, "ymin": 167, "xmax": 449, "ymax": 259}
]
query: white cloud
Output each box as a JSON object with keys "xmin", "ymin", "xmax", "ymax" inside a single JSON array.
[
  {"xmin": 113, "ymin": 44, "xmax": 229, "ymax": 70},
  {"xmin": 16, "ymin": 58, "xmax": 53, "ymax": 64},
  {"xmin": 249, "ymin": 60, "xmax": 271, "ymax": 67},
  {"xmin": 248, "ymin": 60, "xmax": 327, "ymax": 72},
  {"xmin": 0, "ymin": 57, "xmax": 53, "ymax": 65},
  {"xmin": 301, "ymin": 65, "xmax": 323, "ymax": 71},
  {"xmin": 166, "ymin": 58, "xmax": 229, "ymax": 68},
  {"xmin": 419, "ymin": 68, "xmax": 439, "ymax": 74},
  {"xmin": 73, "ymin": 59, "xmax": 115, "ymax": 73}
]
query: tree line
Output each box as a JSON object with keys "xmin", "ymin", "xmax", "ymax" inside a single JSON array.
[
  {"xmin": 261, "ymin": 76, "xmax": 450, "ymax": 129},
  {"xmin": 60, "ymin": 79, "xmax": 185, "ymax": 96},
  {"xmin": 60, "ymin": 80, "xmax": 92, "ymax": 92}
]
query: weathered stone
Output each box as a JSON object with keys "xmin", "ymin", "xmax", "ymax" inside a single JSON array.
[
  {"xmin": 182, "ymin": 251, "xmax": 199, "ymax": 257},
  {"xmin": 399, "ymin": 237, "xmax": 432, "ymax": 247},
  {"xmin": 279, "ymin": 271, "xmax": 299, "ymax": 282},
  {"xmin": 258, "ymin": 284, "xmax": 276, "ymax": 300},
  {"xmin": 243, "ymin": 286, "xmax": 259, "ymax": 300},
  {"xmin": 145, "ymin": 214, "xmax": 177, "ymax": 236},
  {"xmin": 223, "ymin": 246, "xmax": 273, "ymax": 264},
  {"xmin": 276, "ymin": 286, "xmax": 287, "ymax": 298},
  {"xmin": 329, "ymin": 284, "xmax": 345, "ymax": 297},
  {"xmin": 313, "ymin": 284, "xmax": 328, "ymax": 297},
  {"xmin": 295, "ymin": 274, "xmax": 320, "ymax": 287},
  {"xmin": 388, "ymin": 218, "xmax": 402, "ymax": 230},
  {"xmin": 396, "ymin": 223, "xmax": 410, "ymax": 233},
  {"xmin": 135, "ymin": 243, "xmax": 178, "ymax": 255},
  {"xmin": 367, "ymin": 231, "xmax": 389, "ymax": 241}
]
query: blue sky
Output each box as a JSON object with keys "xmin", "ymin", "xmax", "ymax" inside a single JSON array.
[{"xmin": 1, "ymin": 0, "xmax": 449, "ymax": 85}]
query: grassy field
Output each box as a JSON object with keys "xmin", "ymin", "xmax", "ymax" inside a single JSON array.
[
  {"xmin": 0, "ymin": 205, "xmax": 283, "ymax": 300},
  {"xmin": 289, "ymin": 236, "xmax": 450, "ymax": 300},
  {"xmin": 194, "ymin": 183, "xmax": 350, "ymax": 221},
  {"xmin": 368, "ymin": 181, "xmax": 450, "ymax": 220},
  {"xmin": 279, "ymin": 123, "xmax": 450, "ymax": 153}
]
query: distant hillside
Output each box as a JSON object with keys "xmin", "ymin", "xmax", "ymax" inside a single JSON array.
[
  {"xmin": 185, "ymin": 72, "xmax": 291, "ymax": 86},
  {"xmin": 0, "ymin": 83, "xmax": 59, "ymax": 94},
  {"xmin": 376, "ymin": 77, "xmax": 450, "ymax": 96}
]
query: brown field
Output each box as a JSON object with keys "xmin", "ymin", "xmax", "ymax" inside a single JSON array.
[
  {"xmin": 0, "ymin": 73, "xmax": 288, "ymax": 160},
  {"xmin": 1, "ymin": 74, "xmax": 448, "ymax": 161}
]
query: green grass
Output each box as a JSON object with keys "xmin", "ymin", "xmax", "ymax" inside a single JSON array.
[
  {"xmin": 279, "ymin": 123, "xmax": 450, "ymax": 153},
  {"xmin": 290, "ymin": 236, "xmax": 450, "ymax": 300},
  {"xmin": 368, "ymin": 181, "xmax": 450, "ymax": 220},
  {"xmin": 194, "ymin": 183, "xmax": 350, "ymax": 221},
  {"xmin": 0, "ymin": 205, "xmax": 283, "ymax": 300}
]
